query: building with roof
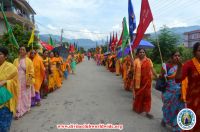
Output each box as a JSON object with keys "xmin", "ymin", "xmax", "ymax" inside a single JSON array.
[
  {"xmin": 0, "ymin": 0, "xmax": 36, "ymax": 36},
  {"xmin": 184, "ymin": 30, "xmax": 200, "ymax": 47}
]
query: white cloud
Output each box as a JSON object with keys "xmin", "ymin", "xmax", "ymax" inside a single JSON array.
[
  {"xmin": 29, "ymin": 0, "xmax": 200, "ymax": 40},
  {"xmin": 112, "ymin": 24, "xmax": 122, "ymax": 31},
  {"xmin": 47, "ymin": 24, "xmax": 58, "ymax": 30},
  {"xmin": 166, "ymin": 20, "xmax": 188, "ymax": 28}
]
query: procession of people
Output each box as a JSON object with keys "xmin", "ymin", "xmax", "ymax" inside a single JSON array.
[
  {"xmin": 92, "ymin": 42, "xmax": 200, "ymax": 132},
  {"xmin": 0, "ymin": 46, "xmax": 84, "ymax": 132}
]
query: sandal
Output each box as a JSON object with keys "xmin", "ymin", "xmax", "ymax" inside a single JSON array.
[
  {"xmin": 161, "ymin": 119, "xmax": 166, "ymax": 127},
  {"xmin": 146, "ymin": 113, "xmax": 154, "ymax": 119}
]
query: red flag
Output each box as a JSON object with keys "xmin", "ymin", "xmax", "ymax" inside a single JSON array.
[
  {"xmin": 40, "ymin": 40, "xmax": 54, "ymax": 51},
  {"xmin": 111, "ymin": 32, "xmax": 116, "ymax": 52},
  {"xmin": 69, "ymin": 44, "xmax": 75, "ymax": 53},
  {"xmin": 132, "ymin": 0, "xmax": 153, "ymax": 49},
  {"xmin": 117, "ymin": 22, "xmax": 124, "ymax": 47}
]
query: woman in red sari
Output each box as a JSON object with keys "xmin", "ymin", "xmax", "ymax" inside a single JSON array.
[
  {"xmin": 133, "ymin": 48, "xmax": 158, "ymax": 119},
  {"xmin": 175, "ymin": 42, "xmax": 200, "ymax": 132}
]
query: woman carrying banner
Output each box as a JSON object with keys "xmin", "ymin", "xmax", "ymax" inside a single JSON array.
[
  {"xmin": 132, "ymin": 48, "xmax": 158, "ymax": 119},
  {"xmin": 175, "ymin": 42, "xmax": 200, "ymax": 132}
]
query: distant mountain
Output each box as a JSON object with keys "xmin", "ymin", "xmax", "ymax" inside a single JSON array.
[
  {"xmin": 167, "ymin": 25, "xmax": 200, "ymax": 34},
  {"xmin": 39, "ymin": 34, "xmax": 98, "ymax": 49},
  {"xmin": 40, "ymin": 25, "xmax": 200, "ymax": 49},
  {"xmin": 151, "ymin": 25, "xmax": 200, "ymax": 43}
]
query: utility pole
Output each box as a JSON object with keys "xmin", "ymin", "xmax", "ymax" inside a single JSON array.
[
  {"xmin": 61, "ymin": 28, "xmax": 64, "ymax": 46},
  {"xmin": 107, "ymin": 36, "xmax": 109, "ymax": 52}
]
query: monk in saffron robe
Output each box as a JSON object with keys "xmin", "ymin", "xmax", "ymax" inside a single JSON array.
[
  {"xmin": 133, "ymin": 48, "xmax": 157, "ymax": 119},
  {"xmin": 176, "ymin": 42, "xmax": 200, "ymax": 132}
]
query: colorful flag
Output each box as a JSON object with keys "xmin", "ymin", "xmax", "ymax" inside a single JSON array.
[
  {"xmin": 128, "ymin": 0, "xmax": 136, "ymax": 41},
  {"xmin": 49, "ymin": 35, "xmax": 55, "ymax": 47},
  {"xmin": 39, "ymin": 40, "xmax": 54, "ymax": 51},
  {"xmin": 0, "ymin": 4, "xmax": 19, "ymax": 49},
  {"xmin": 132, "ymin": 0, "xmax": 153, "ymax": 49},
  {"xmin": 69, "ymin": 44, "xmax": 75, "ymax": 53},
  {"xmin": 28, "ymin": 28, "xmax": 35, "ymax": 47},
  {"xmin": 121, "ymin": 17, "xmax": 129, "ymax": 57}
]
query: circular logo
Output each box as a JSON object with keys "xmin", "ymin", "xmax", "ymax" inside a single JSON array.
[{"xmin": 177, "ymin": 108, "xmax": 196, "ymax": 130}]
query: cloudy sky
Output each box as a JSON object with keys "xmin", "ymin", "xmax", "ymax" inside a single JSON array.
[{"xmin": 28, "ymin": 0, "xmax": 200, "ymax": 40}]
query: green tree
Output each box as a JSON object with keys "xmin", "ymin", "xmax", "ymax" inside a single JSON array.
[
  {"xmin": 0, "ymin": 24, "xmax": 35, "ymax": 62},
  {"xmin": 177, "ymin": 44, "xmax": 193, "ymax": 62},
  {"xmin": 150, "ymin": 26, "xmax": 179, "ymax": 63}
]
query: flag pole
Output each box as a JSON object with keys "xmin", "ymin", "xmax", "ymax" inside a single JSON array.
[
  {"xmin": 128, "ymin": 39, "xmax": 134, "ymax": 59},
  {"xmin": 152, "ymin": 21, "xmax": 163, "ymax": 64}
]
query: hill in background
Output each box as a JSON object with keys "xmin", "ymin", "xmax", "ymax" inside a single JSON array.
[{"xmin": 40, "ymin": 25, "xmax": 200, "ymax": 49}]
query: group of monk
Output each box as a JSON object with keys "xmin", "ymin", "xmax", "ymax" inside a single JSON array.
[
  {"xmin": 93, "ymin": 42, "xmax": 200, "ymax": 132},
  {"xmin": 0, "ymin": 46, "xmax": 84, "ymax": 132}
]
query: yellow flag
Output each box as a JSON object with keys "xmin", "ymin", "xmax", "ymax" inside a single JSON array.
[{"xmin": 28, "ymin": 28, "xmax": 35, "ymax": 46}]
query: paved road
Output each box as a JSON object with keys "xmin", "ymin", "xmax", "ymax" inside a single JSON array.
[{"xmin": 11, "ymin": 58, "xmax": 171, "ymax": 132}]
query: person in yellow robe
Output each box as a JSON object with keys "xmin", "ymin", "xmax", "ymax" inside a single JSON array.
[
  {"xmin": 0, "ymin": 47, "xmax": 19, "ymax": 131},
  {"xmin": 54, "ymin": 52, "xmax": 63, "ymax": 88},
  {"xmin": 48, "ymin": 52, "xmax": 56, "ymax": 92},
  {"xmin": 67, "ymin": 55, "xmax": 72, "ymax": 74},
  {"xmin": 49, "ymin": 52, "xmax": 62, "ymax": 90},
  {"xmin": 29, "ymin": 50, "xmax": 45, "ymax": 106}
]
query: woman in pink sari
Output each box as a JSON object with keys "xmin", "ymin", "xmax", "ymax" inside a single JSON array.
[{"xmin": 13, "ymin": 47, "xmax": 35, "ymax": 119}]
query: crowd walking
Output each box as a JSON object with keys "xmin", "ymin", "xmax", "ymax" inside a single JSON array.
[
  {"xmin": 93, "ymin": 42, "xmax": 200, "ymax": 132},
  {"xmin": 0, "ymin": 46, "xmax": 84, "ymax": 132}
]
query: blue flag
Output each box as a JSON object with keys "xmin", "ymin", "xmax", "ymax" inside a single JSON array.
[{"xmin": 128, "ymin": 0, "xmax": 136, "ymax": 41}]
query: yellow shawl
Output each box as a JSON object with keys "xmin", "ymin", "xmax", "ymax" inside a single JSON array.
[
  {"xmin": 133, "ymin": 58, "xmax": 141, "ymax": 89},
  {"xmin": 13, "ymin": 57, "xmax": 35, "ymax": 86},
  {"xmin": 0, "ymin": 61, "xmax": 19, "ymax": 115},
  {"xmin": 32, "ymin": 53, "xmax": 45, "ymax": 92}
]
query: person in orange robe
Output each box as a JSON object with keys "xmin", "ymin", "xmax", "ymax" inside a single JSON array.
[
  {"xmin": 133, "ymin": 48, "xmax": 158, "ymax": 119},
  {"xmin": 122, "ymin": 57, "xmax": 128, "ymax": 83},
  {"xmin": 108, "ymin": 55, "xmax": 116, "ymax": 72},
  {"xmin": 115, "ymin": 58, "xmax": 121, "ymax": 76},
  {"xmin": 176, "ymin": 42, "xmax": 200, "ymax": 132},
  {"xmin": 29, "ymin": 50, "xmax": 45, "ymax": 106},
  {"xmin": 124, "ymin": 55, "xmax": 133, "ymax": 91}
]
